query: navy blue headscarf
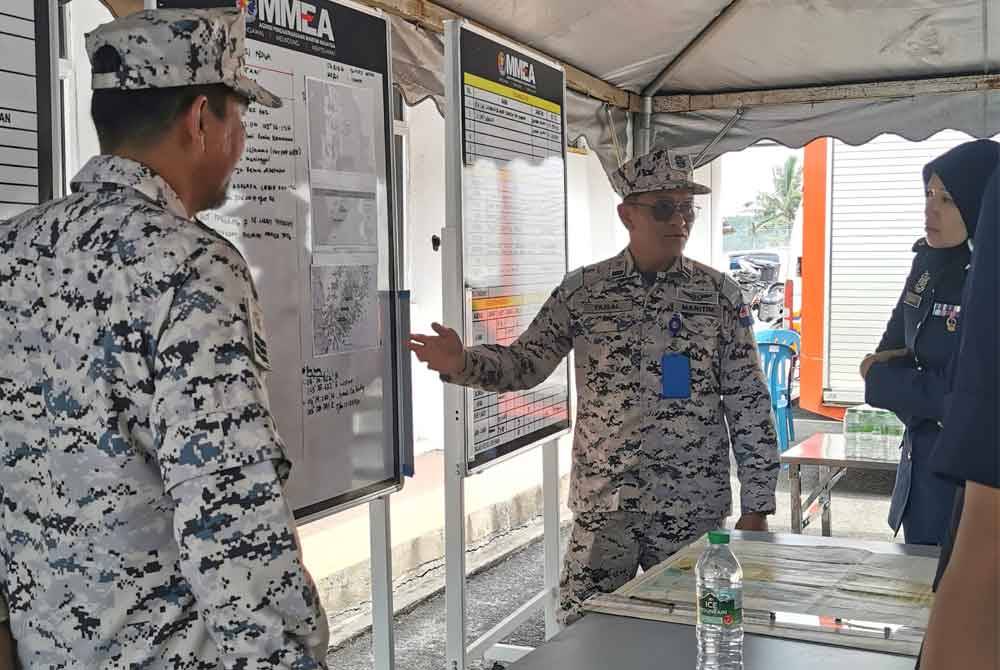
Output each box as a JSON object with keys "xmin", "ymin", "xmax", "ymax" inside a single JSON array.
[{"xmin": 923, "ymin": 139, "xmax": 1000, "ymax": 239}]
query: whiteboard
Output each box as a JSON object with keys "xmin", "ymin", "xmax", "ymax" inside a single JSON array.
[
  {"xmin": 0, "ymin": 0, "xmax": 55, "ymax": 220},
  {"xmin": 159, "ymin": 0, "xmax": 410, "ymax": 519},
  {"xmin": 444, "ymin": 22, "xmax": 571, "ymax": 474}
]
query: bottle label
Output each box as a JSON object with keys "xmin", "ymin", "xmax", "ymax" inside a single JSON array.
[{"xmin": 698, "ymin": 588, "xmax": 743, "ymax": 627}]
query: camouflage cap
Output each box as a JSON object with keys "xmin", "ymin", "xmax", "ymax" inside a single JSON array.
[
  {"xmin": 86, "ymin": 8, "xmax": 281, "ymax": 109},
  {"xmin": 610, "ymin": 148, "xmax": 710, "ymax": 198}
]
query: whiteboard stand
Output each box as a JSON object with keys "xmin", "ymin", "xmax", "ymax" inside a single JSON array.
[
  {"xmin": 443, "ymin": 434, "xmax": 563, "ymax": 670},
  {"xmin": 442, "ymin": 17, "xmax": 570, "ymax": 670},
  {"xmin": 368, "ymin": 495, "xmax": 396, "ymax": 670}
]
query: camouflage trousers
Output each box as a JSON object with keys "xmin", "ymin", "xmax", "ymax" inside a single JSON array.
[{"xmin": 558, "ymin": 511, "xmax": 723, "ymax": 625}]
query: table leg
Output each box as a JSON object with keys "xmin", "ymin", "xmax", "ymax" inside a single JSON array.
[
  {"xmin": 789, "ymin": 463, "xmax": 802, "ymax": 533},
  {"xmin": 821, "ymin": 466, "xmax": 833, "ymax": 537}
]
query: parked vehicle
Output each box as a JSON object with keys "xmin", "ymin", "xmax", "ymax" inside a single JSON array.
[{"xmin": 730, "ymin": 256, "xmax": 785, "ymax": 326}]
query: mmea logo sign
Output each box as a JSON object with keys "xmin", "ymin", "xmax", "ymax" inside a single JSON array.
[
  {"xmin": 241, "ymin": 0, "xmax": 335, "ymax": 43},
  {"xmin": 496, "ymin": 51, "xmax": 536, "ymax": 88}
]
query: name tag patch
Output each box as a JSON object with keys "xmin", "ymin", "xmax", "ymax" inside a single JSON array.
[
  {"xmin": 903, "ymin": 291, "xmax": 922, "ymax": 308},
  {"xmin": 582, "ymin": 300, "xmax": 632, "ymax": 315},
  {"xmin": 677, "ymin": 301, "xmax": 719, "ymax": 317}
]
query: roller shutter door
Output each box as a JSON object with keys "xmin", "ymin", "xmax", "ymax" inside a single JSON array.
[{"xmin": 824, "ymin": 130, "xmax": 973, "ymax": 404}]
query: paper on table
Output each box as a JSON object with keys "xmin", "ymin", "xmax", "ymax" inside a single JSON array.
[{"xmin": 585, "ymin": 538, "xmax": 937, "ymax": 656}]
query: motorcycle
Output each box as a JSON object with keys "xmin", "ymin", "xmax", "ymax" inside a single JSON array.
[{"xmin": 731, "ymin": 258, "xmax": 785, "ymax": 328}]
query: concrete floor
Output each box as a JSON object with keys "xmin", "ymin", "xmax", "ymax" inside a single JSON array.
[{"xmin": 326, "ymin": 413, "xmax": 900, "ymax": 670}]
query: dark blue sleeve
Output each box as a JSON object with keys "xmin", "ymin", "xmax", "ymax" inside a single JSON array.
[
  {"xmin": 932, "ymin": 170, "xmax": 1000, "ymax": 489},
  {"xmin": 865, "ymin": 356, "xmax": 946, "ymax": 425},
  {"xmin": 866, "ymin": 258, "xmax": 927, "ymax": 424},
  {"xmin": 877, "ymin": 272, "xmax": 912, "ymax": 353}
]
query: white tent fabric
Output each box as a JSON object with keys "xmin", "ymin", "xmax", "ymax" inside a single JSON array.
[
  {"xmin": 433, "ymin": 0, "xmax": 999, "ymax": 94},
  {"xmin": 390, "ymin": 0, "xmax": 1000, "ymax": 171},
  {"xmin": 390, "ymin": 16, "xmax": 446, "ymax": 115},
  {"xmin": 390, "ymin": 15, "xmax": 631, "ymax": 175},
  {"xmin": 91, "ymin": 1, "xmax": 1000, "ymax": 170},
  {"xmin": 654, "ymin": 89, "xmax": 1000, "ymax": 163}
]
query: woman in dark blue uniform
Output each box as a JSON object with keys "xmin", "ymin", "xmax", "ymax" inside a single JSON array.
[{"xmin": 861, "ymin": 139, "xmax": 999, "ymax": 546}]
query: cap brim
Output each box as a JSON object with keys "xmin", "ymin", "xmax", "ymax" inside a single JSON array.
[
  {"xmin": 682, "ymin": 181, "xmax": 711, "ymax": 195},
  {"xmin": 233, "ymin": 75, "xmax": 282, "ymax": 109},
  {"xmin": 634, "ymin": 180, "xmax": 712, "ymax": 196}
]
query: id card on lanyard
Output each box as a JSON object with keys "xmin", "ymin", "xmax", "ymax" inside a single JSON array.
[{"xmin": 661, "ymin": 313, "xmax": 691, "ymax": 399}]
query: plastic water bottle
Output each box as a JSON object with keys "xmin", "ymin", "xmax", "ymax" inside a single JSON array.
[{"xmin": 696, "ymin": 530, "xmax": 744, "ymax": 670}]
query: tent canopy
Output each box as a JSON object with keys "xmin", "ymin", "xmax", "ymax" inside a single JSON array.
[
  {"xmin": 99, "ymin": 0, "xmax": 1000, "ymax": 170},
  {"xmin": 436, "ymin": 0, "xmax": 997, "ymax": 95},
  {"xmin": 391, "ymin": 0, "xmax": 1000, "ymax": 170}
]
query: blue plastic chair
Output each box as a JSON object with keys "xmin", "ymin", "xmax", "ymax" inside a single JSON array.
[{"xmin": 755, "ymin": 329, "xmax": 801, "ymax": 454}]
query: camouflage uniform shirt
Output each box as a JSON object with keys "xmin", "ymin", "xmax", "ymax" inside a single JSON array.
[
  {"xmin": 448, "ymin": 250, "xmax": 779, "ymax": 520},
  {"xmin": 0, "ymin": 155, "xmax": 327, "ymax": 668}
]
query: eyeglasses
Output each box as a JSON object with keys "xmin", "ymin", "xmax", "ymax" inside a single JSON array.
[{"xmin": 630, "ymin": 199, "xmax": 700, "ymax": 222}]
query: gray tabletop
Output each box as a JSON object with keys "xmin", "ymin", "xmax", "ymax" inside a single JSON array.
[
  {"xmin": 510, "ymin": 532, "xmax": 936, "ymax": 670},
  {"xmin": 781, "ymin": 433, "xmax": 901, "ymax": 470},
  {"xmin": 509, "ymin": 613, "xmax": 918, "ymax": 670}
]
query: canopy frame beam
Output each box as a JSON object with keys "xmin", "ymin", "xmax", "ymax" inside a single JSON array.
[
  {"xmin": 641, "ymin": 0, "xmax": 745, "ymax": 97},
  {"xmin": 655, "ymin": 73, "xmax": 1000, "ymax": 113},
  {"xmin": 96, "ymin": 0, "xmax": 639, "ymax": 111},
  {"xmin": 363, "ymin": 0, "xmax": 639, "ymax": 111},
  {"xmin": 636, "ymin": 0, "xmax": 745, "ymax": 154}
]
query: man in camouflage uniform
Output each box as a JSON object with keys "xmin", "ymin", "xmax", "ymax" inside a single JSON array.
[
  {"xmin": 0, "ymin": 9, "xmax": 328, "ymax": 668},
  {"xmin": 409, "ymin": 149, "xmax": 779, "ymax": 624}
]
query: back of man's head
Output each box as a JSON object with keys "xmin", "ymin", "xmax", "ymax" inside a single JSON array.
[
  {"xmin": 85, "ymin": 7, "xmax": 279, "ymax": 155},
  {"xmin": 90, "ymin": 45, "xmax": 235, "ymax": 154}
]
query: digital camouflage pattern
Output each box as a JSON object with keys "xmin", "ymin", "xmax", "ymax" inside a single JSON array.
[
  {"xmin": 0, "ymin": 155, "xmax": 328, "ymax": 668},
  {"xmin": 445, "ymin": 250, "xmax": 779, "ymax": 621},
  {"xmin": 448, "ymin": 249, "xmax": 779, "ymax": 518},
  {"xmin": 559, "ymin": 511, "xmax": 723, "ymax": 624},
  {"xmin": 87, "ymin": 7, "xmax": 281, "ymax": 108},
  {"xmin": 609, "ymin": 148, "xmax": 711, "ymax": 197}
]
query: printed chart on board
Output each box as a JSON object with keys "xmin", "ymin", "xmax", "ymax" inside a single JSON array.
[
  {"xmin": 458, "ymin": 25, "xmax": 571, "ymax": 470},
  {"xmin": 159, "ymin": 0, "xmax": 401, "ymax": 518}
]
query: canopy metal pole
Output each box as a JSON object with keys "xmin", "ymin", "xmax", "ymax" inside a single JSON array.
[
  {"xmin": 692, "ymin": 105, "xmax": 745, "ymax": 168},
  {"xmin": 636, "ymin": 95, "xmax": 653, "ymax": 156},
  {"xmin": 637, "ymin": 0, "xmax": 744, "ymax": 155},
  {"xmin": 605, "ymin": 106, "xmax": 625, "ymax": 168}
]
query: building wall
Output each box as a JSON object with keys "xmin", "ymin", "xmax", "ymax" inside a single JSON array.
[{"xmin": 65, "ymin": 0, "xmax": 110, "ymax": 177}]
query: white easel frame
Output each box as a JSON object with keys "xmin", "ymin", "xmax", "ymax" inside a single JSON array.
[{"xmin": 442, "ymin": 19, "xmax": 568, "ymax": 670}]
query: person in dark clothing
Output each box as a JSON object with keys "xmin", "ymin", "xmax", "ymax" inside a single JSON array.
[
  {"xmin": 862, "ymin": 138, "xmax": 1000, "ymax": 546},
  {"xmin": 921, "ymin": 166, "xmax": 999, "ymax": 670}
]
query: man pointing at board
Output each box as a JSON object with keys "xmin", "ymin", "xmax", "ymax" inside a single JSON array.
[
  {"xmin": 410, "ymin": 149, "xmax": 779, "ymax": 624},
  {"xmin": 0, "ymin": 9, "xmax": 328, "ymax": 668}
]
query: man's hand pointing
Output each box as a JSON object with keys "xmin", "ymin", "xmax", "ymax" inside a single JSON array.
[{"xmin": 407, "ymin": 322, "xmax": 466, "ymax": 376}]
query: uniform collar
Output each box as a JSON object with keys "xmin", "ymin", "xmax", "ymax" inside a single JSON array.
[
  {"xmin": 613, "ymin": 248, "xmax": 693, "ymax": 281},
  {"xmin": 71, "ymin": 155, "xmax": 190, "ymax": 220}
]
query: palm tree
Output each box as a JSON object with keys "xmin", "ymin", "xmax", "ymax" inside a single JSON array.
[{"xmin": 747, "ymin": 155, "xmax": 802, "ymax": 243}]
